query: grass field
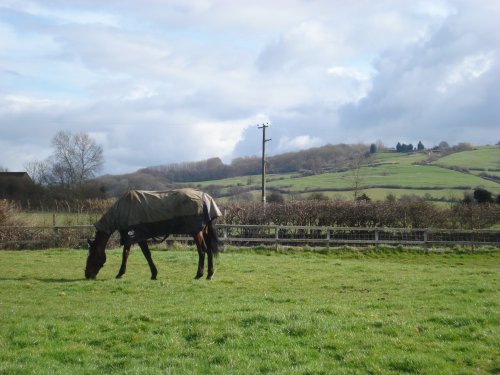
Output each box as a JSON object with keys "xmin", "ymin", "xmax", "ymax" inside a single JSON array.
[
  {"xmin": 1, "ymin": 248, "xmax": 499, "ymax": 374},
  {"xmin": 433, "ymin": 147, "xmax": 500, "ymax": 171},
  {"xmin": 182, "ymin": 148, "xmax": 499, "ymax": 202}
]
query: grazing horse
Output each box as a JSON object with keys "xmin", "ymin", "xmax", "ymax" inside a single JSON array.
[{"xmin": 85, "ymin": 189, "xmax": 221, "ymax": 280}]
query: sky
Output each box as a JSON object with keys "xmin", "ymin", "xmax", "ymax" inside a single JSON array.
[{"xmin": 1, "ymin": 0, "xmax": 499, "ymax": 175}]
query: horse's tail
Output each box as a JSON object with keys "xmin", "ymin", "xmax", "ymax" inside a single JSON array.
[{"xmin": 204, "ymin": 219, "xmax": 220, "ymax": 256}]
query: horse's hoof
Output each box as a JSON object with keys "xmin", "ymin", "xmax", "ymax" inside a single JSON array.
[
  {"xmin": 206, "ymin": 275, "xmax": 213, "ymax": 280},
  {"xmin": 151, "ymin": 276, "xmax": 157, "ymax": 280},
  {"xmin": 194, "ymin": 274, "xmax": 203, "ymax": 280},
  {"xmin": 115, "ymin": 275, "xmax": 122, "ymax": 279}
]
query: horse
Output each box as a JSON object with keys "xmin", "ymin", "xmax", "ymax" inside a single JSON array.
[{"xmin": 85, "ymin": 189, "xmax": 221, "ymax": 280}]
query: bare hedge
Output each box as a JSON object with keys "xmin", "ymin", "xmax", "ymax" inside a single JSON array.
[
  {"xmin": 219, "ymin": 201, "xmax": 500, "ymax": 229},
  {"xmin": 1, "ymin": 199, "xmax": 499, "ymax": 249}
]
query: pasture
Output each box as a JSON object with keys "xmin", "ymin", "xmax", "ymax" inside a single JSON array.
[
  {"xmin": 189, "ymin": 148, "xmax": 500, "ymax": 202},
  {"xmin": 433, "ymin": 146, "xmax": 500, "ymax": 171},
  {"xmin": 1, "ymin": 248, "xmax": 499, "ymax": 374}
]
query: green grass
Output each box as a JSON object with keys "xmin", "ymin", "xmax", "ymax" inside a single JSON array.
[
  {"xmin": 433, "ymin": 147, "xmax": 500, "ymax": 171},
  {"xmin": 177, "ymin": 149, "xmax": 499, "ymax": 202},
  {"xmin": 267, "ymin": 164, "xmax": 499, "ymax": 191},
  {"xmin": 373, "ymin": 152, "xmax": 428, "ymax": 165},
  {"xmin": 1, "ymin": 248, "xmax": 499, "ymax": 374}
]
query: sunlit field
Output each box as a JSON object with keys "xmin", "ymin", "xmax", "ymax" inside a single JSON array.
[{"xmin": 1, "ymin": 248, "xmax": 498, "ymax": 374}]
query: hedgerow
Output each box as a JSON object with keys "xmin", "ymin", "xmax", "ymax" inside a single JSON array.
[{"xmin": 219, "ymin": 201, "xmax": 500, "ymax": 229}]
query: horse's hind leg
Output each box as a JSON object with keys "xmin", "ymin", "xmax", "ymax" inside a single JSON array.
[
  {"xmin": 206, "ymin": 246, "xmax": 214, "ymax": 280},
  {"xmin": 203, "ymin": 225, "xmax": 215, "ymax": 280},
  {"xmin": 139, "ymin": 241, "xmax": 158, "ymax": 280},
  {"xmin": 194, "ymin": 232, "xmax": 205, "ymax": 279},
  {"xmin": 116, "ymin": 244, "xmax": 131, "ymax": 279}
]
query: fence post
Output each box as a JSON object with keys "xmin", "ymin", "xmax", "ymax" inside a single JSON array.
[
  {"xmin": 223, "ymin": 226, "xmax": 228, "ymax": 252},
  {"xmin": 423, "ymin": 230, "xmax": 428, "ymax": 253},
  {"xmin": 374, "ymin": 229, "xmax": 379, "ymax": 249},
  {"xmin": 326, "ymin": 229, "xmax": 330, "ymax": 250},
  {"xmin": 52, "ymin": 213, "xmax": 57, "ymax": 248},
  {"xmin": 275, "ymin": 226, "xmax": 279, "ymax": 251}
]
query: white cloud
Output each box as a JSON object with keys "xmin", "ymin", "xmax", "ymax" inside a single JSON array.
[
  {"xmin": 327, "ymin": 67, "xmax": 370, "ymax": 82},
  {"xmin": 437, "ymin": 52, "xmax": 495, "ymax": 93},
  {"xmin": 277, "ymin": 135, "xmax": 323, "ymax": 153},
  {"xmin": 4, "ymin": 0, "xmax": 119, "ymax": 26},
  {"xmin": 0, "ymin": 1, "xmax": 499, "ymax": 175},
  {"xmin": 0, "ymin": 95, "xmax": 52, "ymax": 112}
]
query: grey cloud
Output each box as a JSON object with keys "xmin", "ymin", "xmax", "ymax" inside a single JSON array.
[
  {"xmin": 338, "ymin": 7, "xmax": 500, "ymax": 147},
  {"xmin": 1, "ymin": 1, "xmax": 499, "ymax": 176}
]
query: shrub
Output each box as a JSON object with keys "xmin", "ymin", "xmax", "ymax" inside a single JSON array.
[
  {"xmin": 219, "ymin": 200, "xmax": 499, "ymax": 229},
  {"xmin": 0, "ymin": 200, "xmax": 23, "ymax": 226}
]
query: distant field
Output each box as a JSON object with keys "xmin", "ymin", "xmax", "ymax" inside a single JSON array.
[
  {"xmin": 373, "ymin": 152, "xmax": 428, "ymax": 165},
  {"xmin": 1, "ymin": 249, "xmax": 499, "ymax": 374},
  {"xmin": 268, "ymin": 164, "xmax": 499, "ymax": 190},
  {"xmin": 433, "ymin": 147, "xmax": 500, "ymax": 171},
  {"xmin": 182, "ymin": 148, "xmax": 499, "ymax": 202}
]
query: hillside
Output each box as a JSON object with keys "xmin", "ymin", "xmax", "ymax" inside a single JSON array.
[
  {"xmin": 188, "ymin": 147, "xmax": 500, "ymax": 202},
  {"xmin": 96, "ymin": 143, "xmax": 369, "ymax": 196},
  {"xmin": 96, "ymin": 145, "xmax": 500, "ymax": 203}
]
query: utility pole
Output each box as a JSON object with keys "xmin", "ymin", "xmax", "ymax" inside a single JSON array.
[{"xmin": 258, "ymin": 123, "xmax": 271, "ymax": 204}]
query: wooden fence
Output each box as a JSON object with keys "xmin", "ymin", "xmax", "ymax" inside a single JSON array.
[{"xmin": 0, "ymin": 224, "xmax": 499, "ymax": 250}]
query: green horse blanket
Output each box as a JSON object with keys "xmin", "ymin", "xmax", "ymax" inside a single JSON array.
[{"xmin": 95, "ymin": 189, "xmax": 222, "ymax": 244}]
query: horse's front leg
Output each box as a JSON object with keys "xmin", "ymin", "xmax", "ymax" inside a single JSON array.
[
  {"xmin": 194, "ymin": 232, "xmax": 205, "ymax": 279},
  {"xmin": 116, "ymin": 244, "xmax": 131, "ymax": 279},
  {"xmin": 139, "ymin": 241, "xmax": 158, "ymax": 280}
]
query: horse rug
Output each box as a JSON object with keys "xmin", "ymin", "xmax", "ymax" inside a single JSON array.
[{"xmin": 95, "ymin": 188, "xmax": 222, "ymax": 245}]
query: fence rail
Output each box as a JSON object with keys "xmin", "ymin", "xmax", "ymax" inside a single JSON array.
[{"xmin": 1, "ymin": 224, "xmax": 499, "ymax": 250}]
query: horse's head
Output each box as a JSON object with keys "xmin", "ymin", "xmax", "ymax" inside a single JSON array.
[{"xmin": 85, "ymin": 236, "xmax": 107, "ymax": 279}]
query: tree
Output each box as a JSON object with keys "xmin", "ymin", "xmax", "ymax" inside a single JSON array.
[
  {"xmin": 350, "ymin": 152, "xmax": 364, "ymax": 200},
  {"xmin": 27, "ymin": 131, "xmax": 104, "ymax": 192},
  {"xmin": 267, "ymin": 191, "xmax": 284, "ymax": 203},
  {"xmin": 417, "ymin": 141, "xmax": 425, "ymax": 151},
  {"xmin": 24, "ymin": 160, "xmax": 50, "ymax": 185},
  {"xmin": 369, "ymin": 143, "xmax": 377, "ymax": 154},
  {"xmin": 356, "ymin": 193, "xmax": 371, "ymax": 201},
  {"xmin": 49, "ymin": 131, "xmax": 104, "ymax": 188},
  {"xmin": 307, "ymin": 192, "xmax": 329, "ymax": 201},
  {"xmin": 473, "ymin": 188, "xmax": 493, "ymax": 203}
]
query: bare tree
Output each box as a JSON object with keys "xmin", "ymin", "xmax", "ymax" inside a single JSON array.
[
  {"xmin": 350, "ymin": 152, "xmax": 365, "ymax": 200},
  {"xmin": 24, "ymin": 160, "xmax": 50, "ymax": 185},
  {"xmin": 49, "ymin": 131, "xmax": 104, "ymax": 188}
]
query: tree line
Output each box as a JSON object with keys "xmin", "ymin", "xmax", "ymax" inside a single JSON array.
[{"xmin": 137, "ymin": 143, "xmax": 370, "ymax": 182}]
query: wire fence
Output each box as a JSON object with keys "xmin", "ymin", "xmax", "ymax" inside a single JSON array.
[{"xmin": 0, "ymin": 224, "xmax": 499, "ymax": 250}]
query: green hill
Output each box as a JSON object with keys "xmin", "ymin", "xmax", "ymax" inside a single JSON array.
[{"xmin": 187, "ymin": 146, "xmax": 500, "ymax": 202}]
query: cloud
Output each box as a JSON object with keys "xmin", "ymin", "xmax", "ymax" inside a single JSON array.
[
  {"xmin": 0, "ymin": 1, "xmax": 499, "ymax": 175},
  {"xmin": 338, "ymin": 3, "xmax": 500, "ymax": 147},
  {"xmin": 436, "ymin": 52, "xmax": 494, "ymax": 93},
  {"xmin": 277, "ymin": 135, "xmax": 323, "ymax": 153}
]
